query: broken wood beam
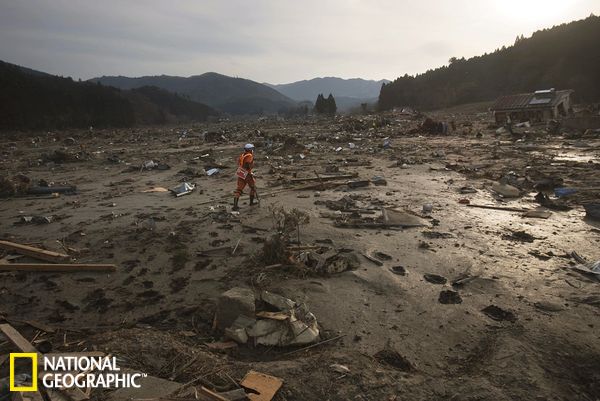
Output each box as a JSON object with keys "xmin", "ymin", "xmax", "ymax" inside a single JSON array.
[
  {"xmin": 286, "ymin": 245, "xmax": 321, "ymax": 251},
  {"xmin": 0, "ymin": 240, "xmax": 70, "ymax": 263},
  {"xmin": 361, "ymin": 253, "xmax": 383, "ymax": 266},
  {"xmin": 289, "ymin": 173, "xmax": 357, "ymax": 183},
  {"xmin": 283, "ymin": 334, "xmax": 346, "ymax": 356},
  {"xmin": 0, "ymin": 323, "xmax": 38, "ymax": 353},
  {"xmin": 0, "ymin": 263, "xmax": 116, "ymax": 272},
  {"xmin": 466, "ymin": 204, "xmax": 529, "ymax": 212},
  {"xmin": 197, "ymin": 386, "xmax": 229, "ymax": 401}
]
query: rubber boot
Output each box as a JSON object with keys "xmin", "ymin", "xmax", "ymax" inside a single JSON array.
[
  {"xmin": 249, "ymin": 195, "xmax": 256, "ymax": 206},
  {"xmin": 232, "ymin": 197, "xmax": 239, "ymax": 211}
]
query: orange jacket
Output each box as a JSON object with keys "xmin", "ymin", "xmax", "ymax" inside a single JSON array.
[{"xmin": 238, "ymin": 151, "xmax": 254, "ymax": 172}]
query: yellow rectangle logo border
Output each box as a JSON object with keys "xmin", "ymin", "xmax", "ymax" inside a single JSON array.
[{"xmin": 9, "ymin": 353, "xmax": 38, "ymax": 392}]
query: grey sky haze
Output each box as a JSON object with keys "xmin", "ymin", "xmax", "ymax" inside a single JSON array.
[{"xmin": 1, "ymin": 0, "xmax": 598, "ymax": 83}]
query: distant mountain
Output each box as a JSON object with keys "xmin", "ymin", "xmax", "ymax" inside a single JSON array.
[
  {"xmin": 379, "ymin": 15, "xmax": 600, "ymax": 111},
  {"xmin": 266, "ymin": 77, "xmax": 389, "ymax": 111},
  {"xmin": 0, "ymin": 61, "xmax": 218, "ymax": 130},
  {"xmin": 91, "ymin": 73, "xmax": 296, "ymax": 115}
]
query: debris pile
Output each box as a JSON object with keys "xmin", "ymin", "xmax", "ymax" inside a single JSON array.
[{"xmin": 216, "ymin": 288, "xmax": 320, "ymax": 347}]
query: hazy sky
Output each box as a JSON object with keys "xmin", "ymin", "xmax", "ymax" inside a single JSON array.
[{"xmin": 1, "ymin": 0, "xmax": 598, "ymax": 83}]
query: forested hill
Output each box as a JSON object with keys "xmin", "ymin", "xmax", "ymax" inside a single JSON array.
[
  {"xmin": 378, "ymin": 15, "xmax": 600, "ymax": 111},
  {"xmin": 0, "ymin": 61, "xmax": 218, "ymax": 130},
  {"xmin": 91, "ymin": 72, "xmax": 297, "ymax": 115}
]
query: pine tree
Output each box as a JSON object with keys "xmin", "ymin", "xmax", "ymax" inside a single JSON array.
[
  {"xmin": 314, "ymin": 94, "xmax": 326, "ymax": 114},
  {"xmin": 326, "ymin": 94, "xmax": 337, "ymax": 115}
]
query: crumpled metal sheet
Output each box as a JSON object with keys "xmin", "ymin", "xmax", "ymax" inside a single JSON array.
[{"xmin": 170, "ymin": 182, "xmax": 195, "ymax": 197}]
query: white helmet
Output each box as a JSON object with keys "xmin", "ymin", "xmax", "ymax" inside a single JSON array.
[{"xmin": 244, "ymin": 143, "xmax": 255, "ymax": 151}]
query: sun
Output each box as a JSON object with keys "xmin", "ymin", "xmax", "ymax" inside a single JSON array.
[{"xmin": 492, "ymin": 0, "xmax": 576, "ymax": 24}]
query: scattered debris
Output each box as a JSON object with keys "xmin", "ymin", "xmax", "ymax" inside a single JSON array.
[
  {"xmin": 492, "ymin": 183, "xmax": 520, "ymax": 198},
  {"xmin": 217, "ymin": 289, "xmax": 320, "ymax": 347},
  {"xmin": 502, "ymin": 230, "xmax": 536, "ymax": 243},
  {"xmin": 240, "ymin": 370, "xmax": 283, "ymax": 401},
  {"xmin": 170, "ymin": 182, "xmax": 196, "ymax": 197},
  {"xmin": 583, "ymin": 203, "xmax": 600, "ymax": 221},
  {"xmin": 422, "ymin": 231, "xmax": 453, "ymax": 239},
  {"xmin": 569, "ymin": 251, "xmax": 600, "ymax": 276}
]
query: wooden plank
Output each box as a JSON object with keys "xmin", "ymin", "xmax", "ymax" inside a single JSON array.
[
  {"xmin": 466, "ymin": 204, "xmax": 528, "ymax": 212},
  {"xmin": 12, "ymin": 391, "xmax": 44, "ymax": 401},
  {"xmin": 361, "ymin": 253, "xmax": 383, "ymax": 266},
  {"xmin": 206, "ymin": 341, "xmax": 238, "ymax": 350},
  {"xmin": 198, "ymin": 386, "xmax": 230, "ymax": 401},
  {"xmin": 256, "ymin": 311, "xmax": 289, "ymax": 321},
  {"xmin": 0, "ymin": 263, "xmax": 116, "ymax": 272},
  {"xmin": 241, "ymin": 371, "xmax": 283, "ymax": 401},
  {"xmin": 0, "ymin": 323, "xmax": 38, "ymax": 353},
  {"xmin": 0, "ymin": 240, "xmax": 69, "ymax": 263},
  {"xmin": 286, "ymin": 245, "xmax": 321, "ymax": 251},
  {"xmin": 289, "ymin": 173, "xmax": 357, "ymax": 183},
  {"xmin": 218, "ymin": 389, "xmax": 248, "ymax": 401}
]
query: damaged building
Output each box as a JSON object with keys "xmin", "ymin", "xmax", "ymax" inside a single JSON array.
[{"xmin": 490, "ymin": 88, "xmax": 574, "ymax": 124}]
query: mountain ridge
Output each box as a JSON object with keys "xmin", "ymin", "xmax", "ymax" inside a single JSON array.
[
  {"xmin": 90, "ymin": 73, "xmax": 296, "ymax": 115},
  {"xmin": 0, "ymin": 61, "xmax": 218, "ymax": 130}
]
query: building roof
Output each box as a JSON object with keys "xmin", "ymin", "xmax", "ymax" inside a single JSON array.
[{"xmin": 491, "ymin": 89, "xmax": 573, "ymax": 111}]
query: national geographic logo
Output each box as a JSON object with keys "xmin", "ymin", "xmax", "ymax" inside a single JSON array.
[
  {"xmin": 9, "ymin": 353, "xmax": 38, "ymax": 392},
  {"xmin": 8, "ymin": 353, "xmax": 145, "ymax": 392}
]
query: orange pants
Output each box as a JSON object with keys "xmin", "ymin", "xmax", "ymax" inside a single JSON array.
[{"xmin": 234, "ymin": 175, "xmax": 256, "ymax": 198}]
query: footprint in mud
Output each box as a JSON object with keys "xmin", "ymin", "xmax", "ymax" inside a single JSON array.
[
  {"xmin": 55, "ymin": 300, "xmax": 79, "ymax": 312},
  {"xmin": 424, "ymin": 274, "xmax": 447, "ymax": 284},
  {"xmin": 390, "ymin": 265, "xmax": 407, "ymax": 275},
  {"xmin": 373, "ymin": 251, "xmax": 393, "ymax": 261},
  {"xmin": 194, "ymin": 258, "xmax": 212, "ymax": 271},
  {"xmin": 122, "ymin": 259, "xmax": 141, "ymax": 272},
  {"xmin": 137, "ymin": 290, "xmax": 164, "ymax": 300},
  {"xmin": 438, "ymin": 290, "xmax": 462, "ymax": 304},
  {"xmin": 374, "ymin": 349, "xmax": 414, "ymax": 371},
  {"xmin": 481, "ymin": 305, "xmax": 517, "ymax": 322},
  {"xmin": 83, "ymin": 289, "xmax": 112, "ymax": 313},
  {"xmin": 170, "ymin": 276, "xmax": 189, "ymax": 293}
]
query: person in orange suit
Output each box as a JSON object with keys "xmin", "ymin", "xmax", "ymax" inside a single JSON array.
[{"xmin": 233, "ymin": 143, "xmax": 257, "ymax": 210}]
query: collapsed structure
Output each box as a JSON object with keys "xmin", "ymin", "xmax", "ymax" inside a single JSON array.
[{"xmin": 490, "ymin": 88, "xmax": 573, "ymax": 124}]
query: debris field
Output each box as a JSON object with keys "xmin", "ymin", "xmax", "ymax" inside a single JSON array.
[{"xmin": 1, "ymin": 105, "xmax": 599, "ymax": 400}]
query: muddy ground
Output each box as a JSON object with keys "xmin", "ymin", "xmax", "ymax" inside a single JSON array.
[{"xmin": 1, "ymin": 106, "xmax": 599, "ymax": 401}]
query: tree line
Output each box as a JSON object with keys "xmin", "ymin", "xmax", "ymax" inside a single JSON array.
[
  {"xmin": 0, "ymin": 61, "xmax": 218, "ymax": 130},
  {"xmin": 379, "ymin": 15, "xmax": 600, "ymax": 111},
  {"xmin": 314, "ymin": 93, "xmax": 337, "ymax": 115}
]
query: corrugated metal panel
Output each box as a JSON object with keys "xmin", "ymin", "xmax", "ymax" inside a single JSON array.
[{"xmin": 491, "ymin": 93, "xmax": 533, "ymax": 111}]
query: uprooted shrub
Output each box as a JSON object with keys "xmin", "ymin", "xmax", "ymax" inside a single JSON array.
[
  {"xmin": 269, "ymin": 205, "xmax": 310, "ymax": 243},
  {"xmin": 256, "ymin": 234, "xmax": 288, "ymax": 266}
]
